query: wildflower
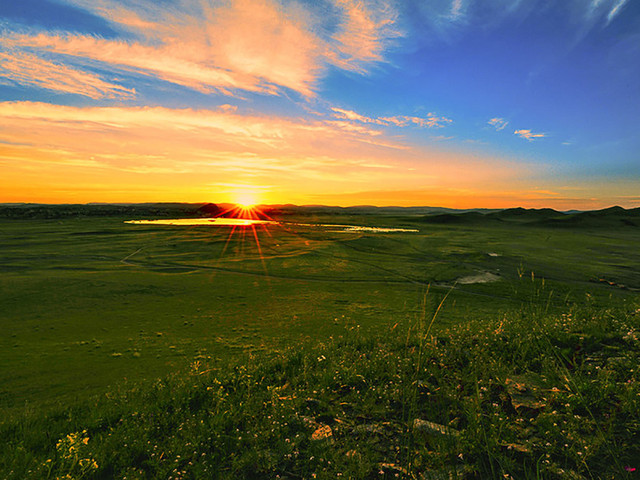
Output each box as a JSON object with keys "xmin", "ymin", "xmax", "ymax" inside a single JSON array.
[{"xmin": 625, "ymin": 466, "xmax": 636, "ymax": 472}]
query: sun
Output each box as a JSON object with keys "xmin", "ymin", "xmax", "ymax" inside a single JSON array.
[{"xmin": 233, "ymin": 191, "xmax": 258, "ymax": 208}]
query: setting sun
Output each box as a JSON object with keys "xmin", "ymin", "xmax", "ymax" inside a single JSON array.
[{"xmin": 233, "ymin": 191, "xmax": 259, "ymax": 208}]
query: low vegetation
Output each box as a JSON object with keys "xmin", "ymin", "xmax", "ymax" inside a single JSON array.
[
  {"xmin": 2, "ymin": 208, "xmax": 639, "ymax": 478},
  {"xmin": 3, "ymin": 289, "xmax": 640, "ymax": 479}
]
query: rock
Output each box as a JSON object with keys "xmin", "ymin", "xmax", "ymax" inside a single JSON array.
[
  {"xmin": 352, "ymin": 424, "xmax": 384, "ymax": 436},
  {"xmin": 413, "ymin": 419, "xmax": 460, "ymax": 437}
]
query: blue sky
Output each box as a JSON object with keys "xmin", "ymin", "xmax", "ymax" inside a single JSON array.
[{"xmin": 0, "ymin": 0, "xmax": 638, "ymax": 208}]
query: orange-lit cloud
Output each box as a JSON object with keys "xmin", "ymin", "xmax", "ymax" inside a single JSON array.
[
  {"xmin": 0, "ymin": 101, "xmax": 532, "ymax": 204},
  {"xmin": 0, "ymin": 51, "xmax": 135, "ymax": 99},
  {"xmin": 514, "ymin": 129, "xmax": 547, "ymax": 141},
  {"xmin": 3, "ymin": 0, "xmax": 401, "ymax": 97},
  {"xmin": 488, "ymin": 117, "xmax": 508, "ymax": 131},
  {"xmin": 328, "ymin": 0, "xmax": 400, "ymax": 72}
]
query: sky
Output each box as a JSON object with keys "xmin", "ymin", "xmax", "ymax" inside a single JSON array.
[{"xmin": 0, "ymin": 0, "xmax": 638, "ymax": 209}]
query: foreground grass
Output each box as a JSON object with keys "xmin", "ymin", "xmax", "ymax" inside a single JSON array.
[{"xmin": 3, "ymin": 298, "xmax": 640, "ymax": 479}]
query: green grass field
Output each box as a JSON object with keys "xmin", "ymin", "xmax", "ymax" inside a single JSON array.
[{"xmin": 1, "ymin": 212, "xmax": 639, "ymax": 478}]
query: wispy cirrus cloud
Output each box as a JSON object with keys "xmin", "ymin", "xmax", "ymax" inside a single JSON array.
[
  {"xmin": 328, "ymin": 0, "xmax": 401, "ymax": 73},
  {"xmin": 606, "ymin": 0, "xmax": 629, "ymax": 24},
  {"xmin": 0, "ymin": 51, "xmax": 135, "ymax": 99},
  {"xmin": 330, "ymin": 107, "xmax": 375, "ymax": 123},
  {"xmin": 488, "ymin": 117, "xmax": 508, "ymax": 131},
  {"xmin": 514, "ymin": 129, "xmax": 547, "ymax": 141},
  {"xmin": 381, "ymin": 114, "xmax": 452, "ymax": 128},
  {"xmin": 449, "ymin": 0, "xmax": 466, "ymax": 20},
  {"xmin": 2, "ymin": 0, "xmax": 401, "ymax": 98},
  {"xmin": 331, "ymin": 107, "xmax": 452, "ymax": 128}
]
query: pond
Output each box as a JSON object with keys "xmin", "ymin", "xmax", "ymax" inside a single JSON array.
[
  {"xmin": 125, "ymin": 218, "xmax": 274, "ymax": 226},
  {"xmin": 125, "ymin": 219, "xmax": 419, "ymax": 233}
]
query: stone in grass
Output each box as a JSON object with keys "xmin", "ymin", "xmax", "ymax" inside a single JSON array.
[
  {"xmin": 352, "ymin": 424, "xmax": 385, "ymax": 436},
  {"xmin": 413, "ymin": 419, "xmax": 460, "ymax": 437},
  {"xmin": 504, "ymin": 377, "xmax": 545, "ymax": 412},
  {"xmin": 352, "ymin": 422, "xmax": 398, "ymax": 438}
]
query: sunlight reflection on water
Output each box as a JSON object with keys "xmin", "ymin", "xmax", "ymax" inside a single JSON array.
[
  {"xmin": 125, "ymin": 219, "xmax": 419, "ymax": 233},
  {"xmin": 292, "ymin": 223, "xmax": 419, "ymax": 233},
  {"xmin": 125, "ymin": 218, "xmax": 274, "ymax": 226}
]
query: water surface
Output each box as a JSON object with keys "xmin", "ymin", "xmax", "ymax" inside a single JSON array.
[
  {"xmin": 125, "ymin": 218, "xmax": 274, "ymax": 226},
  {"xmin": 125, "ymin": 218, "xmax": 418, "ymax": 233}
]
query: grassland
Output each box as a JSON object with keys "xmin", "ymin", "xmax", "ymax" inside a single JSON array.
[{"xmin": 1, "ymin": 208, "xmax": 639, "ymax": 478}]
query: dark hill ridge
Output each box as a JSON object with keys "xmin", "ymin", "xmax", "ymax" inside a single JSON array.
[
  {"xmin": 487, "ymin": 207, "xmax": 563, "ymax": 219},
  {"xmin": 0, "ymin": 203, "xmax": 484, "ymax": 219},
  {"xmin": 0, "ymin": 203, "xmax": 209, "ymax": 219},
  {"xmin": 535, "ymin": 206, "xmax": 640, "ymax": 228},
  {"xmin": 417, "ymin": 208, "xmax": 563, "ymax": 226},
  {"xmin": 417, "ymin": 206, "xmax": 640, "ymax": 228},
  {"xmin": 414, "ymin": 211, "xmax": 488, "ymax": 225},
  {"xmin": 0, "ymin": 203, "xmax": 638, "ymax": 226},
  {"xmin": 261, "ymin": 205, "xmax": 491, "ymax": 216}
]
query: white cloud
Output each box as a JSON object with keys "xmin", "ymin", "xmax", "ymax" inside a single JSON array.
[
  {"xmin": 450, "ymin": 0, "xmax": 465, "ymax": 19},
  {"xmin": 607, "ymin": 0, "xmax": 629, "ymax": 23},
  {"xmin": 332, "ymin": 107, "xmax": 452, "ymax": 129}
]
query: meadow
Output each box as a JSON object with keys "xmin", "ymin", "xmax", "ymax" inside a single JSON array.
[{"xmin": 1, "ymin": 208, "xmax": 639, "ymax": 478}]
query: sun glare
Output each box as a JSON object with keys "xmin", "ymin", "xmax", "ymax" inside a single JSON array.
[{"xmin": 234, "ymin": 191, "xmax": 258, "ymax": 208}]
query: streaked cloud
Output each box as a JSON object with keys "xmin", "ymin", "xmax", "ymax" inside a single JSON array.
[
  {"xmin": 0, "ymin": 51, "xmax": 135, "ymax": 99},
  {"xmin": 449, "ymin": 0, "xmax": 466, "ymax": 20},
  {"xmin": 606, "ymin": 0, "xmax": 629, "ymax": 24},
  {"xmin": 488, "ymin": 117, "xmax": 508, "ymax": 131},
  {"xmin": 514, "ymin": 129, "xmax": 546, "ymax": 141},
  {"xmin": 2, "ymin": 0, "xmax": 401, "ymax": 97},
  {"xmin": 328, "ymin": 0, "xmax": 401, "ymax": 73},
  {"xmin": 330, "ymin": 107, "xmax": 374, "ymax": 123},
  {"xmin": 331, "ymin": 107, "xmax": 452, "ymax": 128},
  {"xmin": 381, "ymin": 114, "xmax": 453, "ymax": 128}
]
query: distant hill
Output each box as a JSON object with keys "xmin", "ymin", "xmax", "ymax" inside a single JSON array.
[
  {"xmin": 417, "ymin": 206, "xmax": 640, "ymax": 229},
  {"xmin": 415, "ymin": 211, "xmax": 489, "ymax": 225},
  {"xmin": 0, "ymin": 203, "xmax": 210, "ymax": 219},
  {"xmin": 1, "ymin": 203, "xmax": 638, "ymax": 227},
  {"xmin": 487, "ymin": 207, "xmax": 563, "ymax": 220},
  {"xmin": 261, "ymin": 204, "xmax": 490, "ymax": 216},
  {"xmin": 535, "ymin": 206, "xmax": 640, "ymax": 229}
]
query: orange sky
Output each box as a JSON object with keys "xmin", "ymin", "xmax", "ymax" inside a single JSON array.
[{"xmin": 0, "ymin": 102, "xmax": 636, "ymax": 209}]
